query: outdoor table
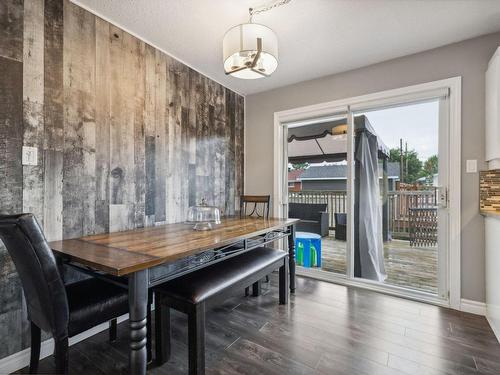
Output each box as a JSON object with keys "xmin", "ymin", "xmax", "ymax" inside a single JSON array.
[{"xmin": 295, "ymin": 231, "xmax": 322, "ymax": 267}]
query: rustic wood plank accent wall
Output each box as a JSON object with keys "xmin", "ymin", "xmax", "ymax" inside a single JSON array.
[{"xmin": 0, "ymin": 0, "xmax": 244, "ymax": 360}]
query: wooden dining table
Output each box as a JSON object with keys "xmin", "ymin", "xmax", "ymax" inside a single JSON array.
[{"xmin": 49, "ymin": 216, "xmax": 298, "ymax": 375}]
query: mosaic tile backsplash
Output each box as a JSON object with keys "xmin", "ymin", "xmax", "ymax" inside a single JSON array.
[{"xmin": 480, "ymin": 169, "xmax": 500, "ymax": 215}]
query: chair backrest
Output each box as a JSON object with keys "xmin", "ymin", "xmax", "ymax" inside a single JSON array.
[
  {"xmin": 240, "ymin": 195, "xmax": 270, "ymax": 219},
  {"xmin": 335, "ymin": 213, "xmax": 347, "ymax": 226},
  {"xmin": 0, "ymin": 214, "xmax": 68, "ymax": 337},
  {"xmin": 289, "ymin": 203, "xmax": 327, "ymax": 221}
]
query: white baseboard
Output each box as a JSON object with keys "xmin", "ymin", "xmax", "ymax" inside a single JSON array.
[
  {"xmin": 460, "ymin": 298, "xmax": 486, "ymax": 316},
  {"xmin": 486, "ymin": 303, "xmax": 500, "ymax": 343},
  {"xmin": 0, "ymin": 314, "xmax": 129, "ymax": 374},
  {"xmin": 487, "ymin": 314, "xmax": 500, "ymax": 343}
]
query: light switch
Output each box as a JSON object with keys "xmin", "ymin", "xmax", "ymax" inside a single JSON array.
[
  {"xmin": 22, "ymin": 146, "xmax": 38, "ymax": 166},
  {"xmin": 466, "ymin": 159, "xmax": 477, "ymax": 173}
]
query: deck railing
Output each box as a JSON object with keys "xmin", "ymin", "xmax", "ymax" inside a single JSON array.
[{"xmin": 288, "ymin": 189, "xmax": 437, "ymax": 239}]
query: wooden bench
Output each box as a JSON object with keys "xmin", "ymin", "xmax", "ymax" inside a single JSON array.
[{"xmin": 153, "ymin": 247, "xmax": 289, "ymax": 375}]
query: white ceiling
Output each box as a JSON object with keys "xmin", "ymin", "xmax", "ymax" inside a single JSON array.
[{"xmin": 73, "ymin": 0, "xmax": 500, "ymax": 96}]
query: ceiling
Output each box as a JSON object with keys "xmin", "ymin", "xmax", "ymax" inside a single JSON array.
[{"xmin": 73, "ymin": 0, "xmax": 500, "ymax": 96}]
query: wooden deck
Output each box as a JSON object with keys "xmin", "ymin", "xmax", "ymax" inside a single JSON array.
[{"xmin": 312, "ymin": 231, "xmax": 438, "ymax": 294}]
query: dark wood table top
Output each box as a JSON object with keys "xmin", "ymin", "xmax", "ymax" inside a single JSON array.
[{"xmin": 50, "ymin": 217, "xmax": 299, "ymax": 276}]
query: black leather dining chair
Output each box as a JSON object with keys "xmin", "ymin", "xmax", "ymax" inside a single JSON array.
[{"xmin": 0, "ymin": 214, "xmax": 134, "ymax": 374}]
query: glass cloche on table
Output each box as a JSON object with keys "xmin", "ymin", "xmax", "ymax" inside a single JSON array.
[{"xmin": 186, "ymin": 199, "xmax": 221, "ymax": 231}]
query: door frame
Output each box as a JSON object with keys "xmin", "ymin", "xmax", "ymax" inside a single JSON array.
[{"xmin": 273, "ymin": 77, "xmax": 462, "ymax": 310}]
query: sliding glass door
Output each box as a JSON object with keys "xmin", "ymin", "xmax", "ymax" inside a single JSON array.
[
  {"xmin": 283, "ymin": 87, "xmax": 452, "ymax": 301},
  {"xmin": 284, "ymin": 109, "xmax": 349, "ymax": 276},
  {"xmin": 351, "ymin": 96, "xmax": 449, "ymax": 299}
]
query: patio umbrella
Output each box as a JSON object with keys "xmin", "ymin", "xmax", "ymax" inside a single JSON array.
[
  {"xmin": 355, "ymin": 128, "xmax": 387, "ymax": 282},
  {"xmin": 288, "ymin": 120, "xmax": 349, "ymax": 163},
  {"xmin": 287, "ymin": 115, "xmax": 388, "ymax": 281}
]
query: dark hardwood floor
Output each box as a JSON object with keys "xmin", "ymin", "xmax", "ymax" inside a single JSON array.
[{"xmin": 15, "ymin": 275, "xmax": 500, "ymax": 374}]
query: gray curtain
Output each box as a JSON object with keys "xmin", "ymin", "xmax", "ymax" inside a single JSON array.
[{"xmin": 356, "ymin": 131, "xmax": 387, "ymax": 282}]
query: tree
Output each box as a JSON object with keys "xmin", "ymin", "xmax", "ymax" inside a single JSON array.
[
  {"xmin": 422, "ymin": 155, "xmax": 438, "ymax": 177},
  {"xmin": 388, "ymin": 148, "xmax": 422, "ymax": 184},
  {"xmin": 290, "ymin": 162, "xmax": 309, "ymax": 171}
]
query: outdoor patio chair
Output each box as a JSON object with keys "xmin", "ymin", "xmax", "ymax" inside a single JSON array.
[{"xmin": 334, "ymin": 213, "xmax": 347, "ymax": 241}]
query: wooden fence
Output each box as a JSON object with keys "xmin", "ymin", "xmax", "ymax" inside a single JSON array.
[{"xmin": 288, "ymin": 189, "xmax": 437, "ymax": 240}]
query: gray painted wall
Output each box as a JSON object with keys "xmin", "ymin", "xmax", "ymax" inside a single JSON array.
[
  {"xmin": 246, "ymin": 32, "xmax": 500, "ymax": 302},
  {"xmin": 0, "ymin": 0, "xmax": 244, "ymax": 360}
]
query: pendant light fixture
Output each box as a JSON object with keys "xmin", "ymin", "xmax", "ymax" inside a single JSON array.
[{"xmin": 223, "ymin": 0, "xmax": 291, "ymax": 79}]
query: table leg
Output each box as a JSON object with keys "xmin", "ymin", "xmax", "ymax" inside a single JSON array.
[
  {"xmin": 288, "ymin": 224, "xmax": 296, "ymax": 293},
  {"xmin": 129, "ymin": 270, "xmax": 148, "ymax": 375}
]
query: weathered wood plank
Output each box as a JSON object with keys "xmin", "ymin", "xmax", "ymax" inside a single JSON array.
[
  {"xmin": 144, "ymin": 135, "xmax": 156, "ymax": 220},
  {"xmin": 165, "ymin": 56, "xmax": 175, "ymax": 223},
  {"xmin": 43, "ymin": 0, "xmax": 64, "ymax": 242},
  {"xmin": 23, "ymin": 0, "xmax": 44, "ymax": 104},
  {"xmin": 188, "ymin": 68, "xmax": 198, "ymax": 165},
  {"xmin": 187, "ymin": 68, "xmax": 198, "ymax": 208},
  {"xmin": 179, "ymin": 63, "xmax": 190, "ymax": 221},
  {"xmin": 109, "ymin": 204, "xmax": 129, "ymax": 233},
  {"xmin": 0, "ymin": 54, "xmax": 24, "ymax": 358},
  {"xmin": 217, "ymin": 117, "xmax": 227, "ymax": 212},
  {"xmin": 195, "ymin": 74, "xmax": 209, "ymax": 206},
  {"xmin": 43, "ymin": 149, "xmax": 63, "ymax": 239},
  {"xmin": 0, "ymin": 0, "xmax": 23, "ymax": 62},
  {"xmin": 62, "ymin": 0, "xmax": 96, "ymax": 238},
  {"xmin": 0, "ymin": 57, "xmax": 23, "ymax": 215},
  {"xmin": 166, "ymin": 58, "xmax": 186, "ymax": 223},
  {"xmin": 43, "ymin": 0, "xmax": 64, "ymax": 153},
  {"xmin": 94, "ymin": 17, "xmax": 110, "ymax": 234},
  {"xmin": 144, "ymin": 44, "xmax": 156, "ymax": 224},
  {"xmin": 181, "ymin": 106, "xmax": 190, "ymax": 219},
  {"xmin": 133, "ymin": 39, "xmax": 146, "ymax": 229},
  {"xmin": 205, "ymin": 77, "xmax": 216, "ymax": 206},
  {"xmin": 109, "ymin": 27, "xmax": 139, "ymax": 231},
  {"xmin": 22, "ymin": 101, "xmax": 45, "ymax": 219},
  {"xmin": 189, "ymin": 69, "xmax": 201, "ymax": 206},
  {"xmin": 208, "ymin": 104, "xmax": 217, "ymax": 206},
  {"xmin": 214, "ymin": 83, "xmax": 226, "ymax": 211},
  {"xmin": 235, "ymin": 94, "xmax": 245, "ymax": 206},
  {"xmin": 154, "ymin": 49, "xmax": 167, "ymax": 223},
  {"xmin": 23, "ymin": 0, "xmax": 45, "ymax": 225},
  {"xmin": 109, "ymin": 27, "xmax": 129, "ymax": 229},
  {"xmin": 225, "ymin": 89, "xmax": 236, "ymax": 215},
  {"xmin": 0, "ymin": 309, "xmax": 22, "ymax": 359}
]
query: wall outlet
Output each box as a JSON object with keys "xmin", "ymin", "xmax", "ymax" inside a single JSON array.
[
  {"xmin": 22, "ymin": 146, "xmax": 38, "ymax": 166},
  {"xmin": 466, "ymin": 159, "xmax": 477, "ymax": 173}
]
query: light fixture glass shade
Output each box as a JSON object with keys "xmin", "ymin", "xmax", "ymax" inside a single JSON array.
[{"xmin": 223, "ymin": 23, "xmax": 278, "ymax": 79}]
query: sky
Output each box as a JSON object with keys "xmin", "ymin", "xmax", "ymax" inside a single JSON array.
[{"xmin": 359, "ymin": 100, "xmax": 439, "ymax": 161}]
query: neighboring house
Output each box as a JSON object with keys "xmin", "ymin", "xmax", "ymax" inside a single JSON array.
[
  {"xmin": 288, "ymin": 169, "xmax": 304, "ymax": 192},
  {"xmin": 299, "ymin": 162, "xmax": 400, "ymax": 191},
  {"xmin": 417, "ymin": 173, "xmax": 439, "ymax": 187}
]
